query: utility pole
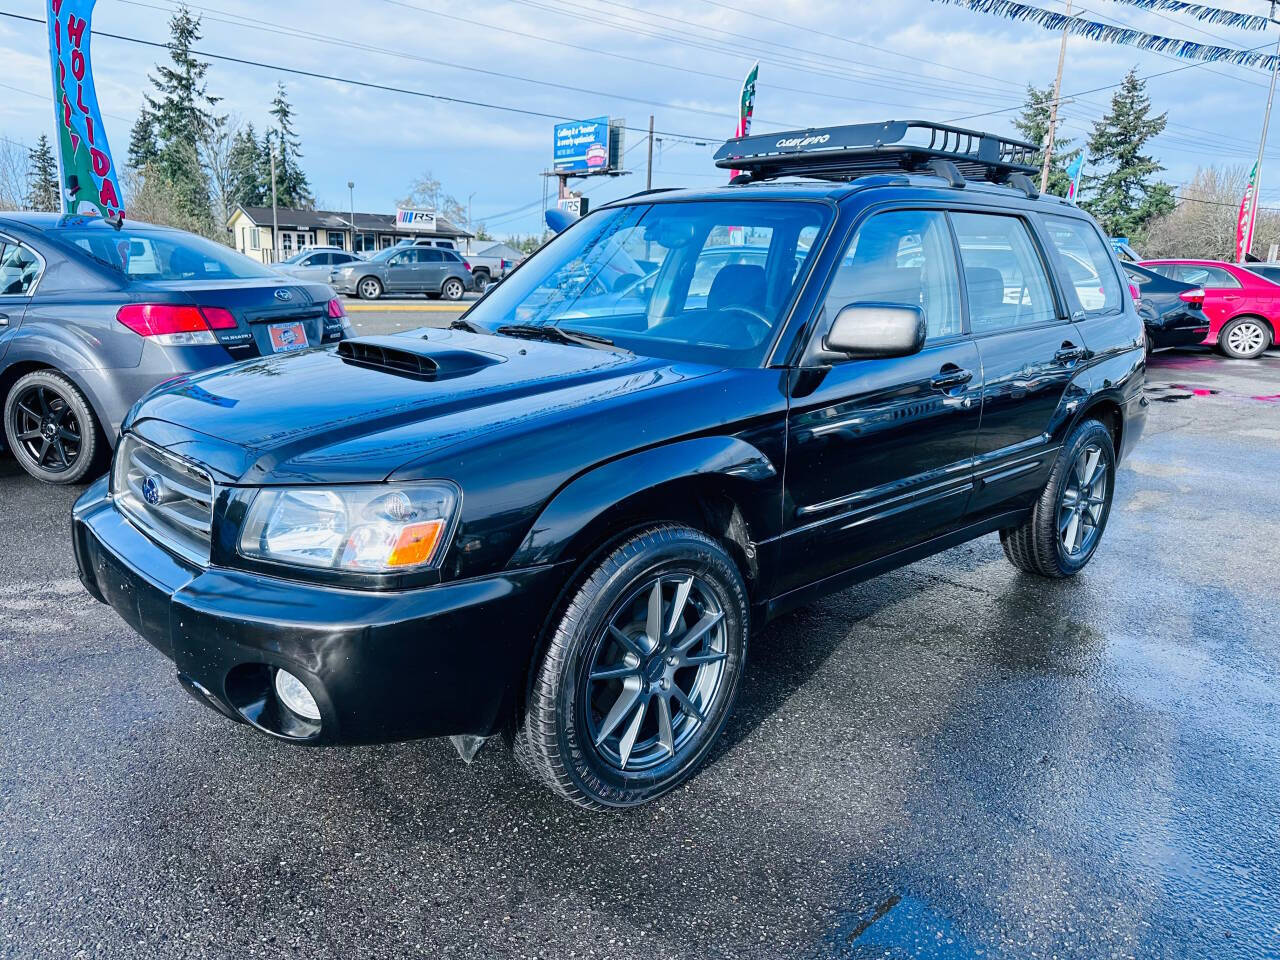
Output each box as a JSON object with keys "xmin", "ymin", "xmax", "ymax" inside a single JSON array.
[
  {"xmin": 1244, "ymin": 0, "xmax": 1280, "ymax": 263},
  {"xmin": 646, "ymin": 114, "xmax": 655, "ymax": 191},
  {"xmin": 348, "ymin": 180, "xmax": 356, "ymax": 253},
  {"xmin": 270, "ymin": 142, "xmax": 279, "ymax": 263},
  {"xmin": 1040, "ymin": 0, "xmax": 1071, "ymax": 195}
]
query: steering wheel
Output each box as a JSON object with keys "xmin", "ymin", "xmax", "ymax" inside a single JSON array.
[{"xmin": 715, "ymin": 303, "xmax": 774, "ymax": 346}]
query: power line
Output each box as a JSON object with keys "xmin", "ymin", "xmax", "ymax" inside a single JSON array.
[{"xmin": 0, "ymin": 8, "xmax": 713, "ymax": 145}]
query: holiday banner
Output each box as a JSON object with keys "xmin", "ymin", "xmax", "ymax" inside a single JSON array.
[
  {"xmin": 1236, "ymin": 162, "xmax": 1258, "ymax": 263},
  {"xmin": 1065, "ymin": 154, "xmax": 1084, "ymax": 204},
  {"xmin": 47, "ymin": 0, "xmax": 124, "ymax": 219},
  {"xmin": 728, "ymin": 62, "xmax": 758, "ymax": 181}
]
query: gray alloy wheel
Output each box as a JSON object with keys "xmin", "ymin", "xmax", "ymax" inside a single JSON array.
[
  {"xmin": 1219, "ymin": 317, "xmax": 1270, "ymax": 360},
  {"xmin": 3, "ymin": 369, "xmax": 102, "ymax": 484},
  {"xmin": 441, "ymin": 277, "xmax": 465, "ymax": 301},
  {"xmin": 517, "ymin": 525, "xmax": 749, "ymax": 810},
  {"xmin": 1000, "ymin": 418, "xmax": 1116, "ymax": 578},
  {"xmin": 358, "ymin": 276, "xmax": 383, "ymax": 300},
  {"xmin": 473, "ymin": 272, "xmax": 489, "ymax": 294}
]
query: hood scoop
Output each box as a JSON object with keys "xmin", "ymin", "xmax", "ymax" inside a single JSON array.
[{"xmin": 338, "ymin": 336, "xmax": 504, "ymax": 381}]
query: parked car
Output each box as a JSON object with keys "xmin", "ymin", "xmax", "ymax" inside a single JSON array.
[
  {"xmin": 1140, "ymin": 258, "xmax": 1278, "ymax": 359},
  {"xmin": 0, "ymin": 213, "xmax": 351, "ymax": 484},
  {"xmin": 330, "ymin": 246, "xmax": 474, "ymax": 300},
  {"xmin": 1120, "ymin": 262, "xmax": 1211, "ymax": 354},
  {"xmin": 399, "ymin": 238, "xmax": 516, "ymax": 293},
  {"xmin": 275, "ymin": 247, "xmax": 364, "ymax": 282},
  {"xmin": 73, "ymin": 120, "xmax": 1145, "ymax": 810}
]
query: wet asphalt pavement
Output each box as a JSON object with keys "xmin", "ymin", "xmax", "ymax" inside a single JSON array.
[{"xmin": 2, "ymin": 349, "xmax": 1279, "ymax": 960}]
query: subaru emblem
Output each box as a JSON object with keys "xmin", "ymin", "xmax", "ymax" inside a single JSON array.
[
  {"xmin": 141, "ymin": 474, "xmax": 164, "ymax": 506},
  {"xmin": 274, "ymin": 288, "xmax": 293, "ymax": 302}
]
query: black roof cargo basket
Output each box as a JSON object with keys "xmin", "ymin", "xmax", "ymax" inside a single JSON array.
[{"xmin": 714, "ymin": 120, "xmax": 1038, "ymax": 185}]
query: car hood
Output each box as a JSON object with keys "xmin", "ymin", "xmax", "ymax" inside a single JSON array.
[{"xmin": 127, "ymin": 328, "xmax": 715, "ymax": 484}]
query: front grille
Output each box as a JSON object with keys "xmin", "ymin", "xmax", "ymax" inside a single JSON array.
[{"xmin": 112, "ymin": 435, "xmax": 215, "ymax": 565}]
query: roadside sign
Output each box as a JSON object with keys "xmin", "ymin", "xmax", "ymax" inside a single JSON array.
[
  {"xmin": 558, "ymin": 196, "xmax": 589, "ymax": 217},
  {"xmin": 396, "ymin": 208, "xmax": 437, "ymax": 232},
  {"xmin": 554, "ymin": 117, "xmax": 611, "ymax": 173}
]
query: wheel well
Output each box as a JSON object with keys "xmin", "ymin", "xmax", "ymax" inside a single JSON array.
[
  {"xmin": 1078, "ymin": 398, "xmax": 1122, "ymax": 453},
  {"xmin": 1227, "ymin": 314, "xmax": 1275, "ymax": 337},
  {"xmin": 472, "ymin": 267, "xmax": 490, "ymax": 278},
  {"xmin": 511, "ymin": 476, "xmax": 759, "ymax": 733},
  {"xmin": 0, "ymin": 360, "xmax": 54, "ymax": 410}
]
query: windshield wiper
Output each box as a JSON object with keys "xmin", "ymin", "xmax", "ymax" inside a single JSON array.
[
  {"xmin": 449, "ymin": 318, "xmax": 483, "ymax": 333},
  {"xmin": 495, "ymin": 323, "xmax": 625, "ymax": 352}
]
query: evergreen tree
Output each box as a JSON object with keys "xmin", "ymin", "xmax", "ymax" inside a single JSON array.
[
  {"xmin": 265, "ymin": 83, "xmax": 311, "ymax": 209},
  {"xmin": 144, "ymin": 6, "xmax": 222, "ymax": 224},
  {"xmin": 127, "ymin": 106, "xmax": 160, "ymax": 170},
  {"xmin": 1082, "ymin": 68, "xmax": 1174, "ymax": 238},
  {"xmin": 25, "ymin": 135, "xmax": 60, "ymax": 212},
  {"xmin": 227, "ymin": 123, "xmax": 267, "ymax": 208},
  {"xmin": 1012, "ymin": 85, "xmax": 1080, "ymax": 199}
]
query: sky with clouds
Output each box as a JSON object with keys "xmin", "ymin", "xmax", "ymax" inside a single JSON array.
[{"xmin": 1, "ymin": 0, "xmax": 1279, "ymax": 236}]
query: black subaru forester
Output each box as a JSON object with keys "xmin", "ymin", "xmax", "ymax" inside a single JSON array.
[{"xmin": 73, "ymin": 121, "xmax": 1147, "ymax": 810}]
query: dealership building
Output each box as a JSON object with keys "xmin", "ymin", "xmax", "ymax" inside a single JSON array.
[{"xmin": 228, "ymin": 205, "xmax": 474, "ymax": 263}]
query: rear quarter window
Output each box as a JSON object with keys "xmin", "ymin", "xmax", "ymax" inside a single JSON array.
[{"xmin": 1041, "ymin": 215, "xmax": 1124, "ymax": 316}]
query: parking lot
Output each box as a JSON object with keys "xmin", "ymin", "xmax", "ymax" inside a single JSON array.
[{"xmin": 1, "ymin": 348, "xmax": 1278, "ymax": 959}]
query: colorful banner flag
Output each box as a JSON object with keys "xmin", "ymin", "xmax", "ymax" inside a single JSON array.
[
  {"xmin": 1065, "ymin": 153, "xmax": 1084, "ymax": 204},
  {"xmin": 47, "ymin": 0, "xmax": 124, "ymax": 219},
  {"xmin": 1236, "ymin": 161, "xmax": 1258, "ymax": 263},
  {"xmin": 729, "ymin": 62, "xmax": 759, "ymax": 181}
]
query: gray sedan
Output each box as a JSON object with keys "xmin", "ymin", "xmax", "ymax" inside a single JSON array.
[
  {"xmin": 0, "ymin": 213, "xmax": 349, "ymax": 484},
  {"xmin": 330, "ymin": 246, "xmax": 474, "ymax": 300},
  {"xmin": 275, "ymin": 247, "xmax": 364, "ymax": 282}
]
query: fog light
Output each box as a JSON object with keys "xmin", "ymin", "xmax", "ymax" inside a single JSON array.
[{"xmin": 274, "ymin": 669, "xmax": 321, "ymax": 721}]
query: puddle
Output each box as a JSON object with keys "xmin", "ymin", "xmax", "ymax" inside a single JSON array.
[
  {"xmin": 820, "ymin": 892, "xmax": 995, "ymax": 958},
  {"xmin": 1145, "ymin": 383, "xmax": 1280, "ymax": 404}
]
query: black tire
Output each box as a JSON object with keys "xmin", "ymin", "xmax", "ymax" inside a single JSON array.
[
  {"xmin": 357, "ymin": 276, "xmax": 382, "ymax": 300},
  {"xmin": 441, "ymin": 277, "xmax": 465, "ymax": 301},
  {"xmin": 1000, "ymin": 418, "xmax": 1116, "ymax": 578},
  {"xmin": 473, "ymin": 271, "xmax": 490, "ymax": 294},
  {"xmin": 518, "ymin": 525, "xmax": 749, "ymax": 811},
  {"xmin": 1218, "ymin": 316, "xmax": 1271, "ymax": 360},
  {"xmin": 3, "ymin": 369, "xmax": 104, "ymax": 484}
]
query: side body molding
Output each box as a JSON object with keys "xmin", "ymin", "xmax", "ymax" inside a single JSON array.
[{"xmin": 507, "ymin": 436, "xmax": 781, "ymax": 570}]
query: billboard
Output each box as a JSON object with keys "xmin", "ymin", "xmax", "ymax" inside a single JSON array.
[
  {"xmin": 396, "ymin": 208, "xmax": 437, "ymax": 232},
  {"xmin": 554, "ymin": 117, "xmax": 611, "ymax": 173}
]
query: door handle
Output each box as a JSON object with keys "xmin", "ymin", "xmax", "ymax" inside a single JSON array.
[
  {"xmin": 930, "ymin": 366, "xmax": 973, "ymax": 390},
  {"xmin": 1054, "ymin": 344, "xmax": 1087, "ymax": 365},
  {"xmin": 0, "ymin": 314, "xmax": 8, "ymax": 326}
]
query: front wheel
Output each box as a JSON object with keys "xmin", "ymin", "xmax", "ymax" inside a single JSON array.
[
  {"xmin": 518, "ymin": 525, "xmax": 749, "ymax": 810},
  {"xmin": 357, "ymin": 276, "xmax": 383, "ymax": 300},
  {"xmin": 3, "ymin": 370, "xmax": 104, "ymax": 484},
  {"xmin": 1000, "ymin": 418, "xmax": 1116, "ymax": 578},
  {"xmin": 1219, "ymin": 316, "xmax": 1271, "ymax": 359},
  {"xmin": 441, "ymin": 277, "xmax": 465, "ymax": 301}
]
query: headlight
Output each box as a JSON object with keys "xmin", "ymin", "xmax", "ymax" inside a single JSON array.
[{"xmin": 239, "ymin": 483, "xmax": 459, "ymax": 573}]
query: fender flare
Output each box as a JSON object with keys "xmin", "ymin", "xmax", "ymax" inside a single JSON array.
[{"xmin": 507, "ymin": 435, "xmax": 779, "ymax": 570}]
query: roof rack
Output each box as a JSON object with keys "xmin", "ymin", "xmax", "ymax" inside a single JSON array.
[{"xmin": 713, "ymin": 120, "xmax": 1038, "ymax": 186}]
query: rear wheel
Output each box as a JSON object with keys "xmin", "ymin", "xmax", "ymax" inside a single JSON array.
[
  {"xmin": 3, "ymin": 370, "xmax": 103, "ymax": 484},
  {"xmin": 1219, "ymin": 316, "xmax": 1271, "ymax": 359},
  {"xmin": 357, "ymin": 276, "xmax": 382, "ymax": 300},
  {"xmin": 441, "ymin": 277, "xmax": 465, "ymax": 301},
  {"xmin": 1000, "ymin": 418, "xmax": 1115, "ymax": 578},
  {"xmin": 473, "ymin": 271, "xmax": 490, "ymax": 294},
  {"xmin": 518, "ymin": 525, "xmax": 749, "ymax": 810}
]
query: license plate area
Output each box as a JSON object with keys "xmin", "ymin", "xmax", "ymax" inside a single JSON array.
[{"xmin": 269, "ymin": 321, "xmax": 309, "ymax": 353}]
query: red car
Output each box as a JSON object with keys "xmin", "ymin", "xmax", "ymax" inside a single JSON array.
[{"xmin": 1139, "ymin": 259, "xmax": 1278, "ymax": 359}]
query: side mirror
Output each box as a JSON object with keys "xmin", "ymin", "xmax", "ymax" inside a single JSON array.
[{"xmin": 824, "ymin": 303, "xmax": 927, "ymax": 359}]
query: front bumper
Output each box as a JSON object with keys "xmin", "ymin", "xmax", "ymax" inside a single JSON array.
[{"xmin": 73, "ymin": 477, "xmax": 568, "ymax": 745}]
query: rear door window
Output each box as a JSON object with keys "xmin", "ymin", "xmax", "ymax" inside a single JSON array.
[
  {"xmin": 1173, "ymin": 264, "xmax": 1240, "ymax": 288},
  {"xmin": 1041, "ymin": 216, "xmax": 1123, "ymax": 315},
  {"xmin": 825, "ymin": 209, "xmax": 962, "ymax": 340},
  {"xmin": 951, "ymin": 212, "xmax": 1057, "ymax": 333}
]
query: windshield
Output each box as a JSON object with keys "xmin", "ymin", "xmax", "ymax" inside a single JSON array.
[
  {"xmin": 55, "ymin": 226, "xmax": 277, "ymax": 281},
  {"xmin": 465, "ymin": 199, "xmax": 830, "ymax": 366},
  {"xmin": 368, "ymin": 247, "xmax": 398, "ymax": 262},
  {"xmin": 279, "ymin": 251, "xmax": 310, "ymax": 265}
]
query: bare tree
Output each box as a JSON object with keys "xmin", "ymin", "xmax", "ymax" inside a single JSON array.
[
  {"xmin": 1143, "ymin": 165, "xmax": 1280, "ymax": 261},
  {"xmin": 400, "ymin": 171, "xmax": 467, "ymax": 225},
  {"xmin": 200, "ymin": 115, "xmax": 240, "ymax": 241},
  {"xmin": 0, "ymin": 140, "xmax": 30, "ymax": 211}
]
